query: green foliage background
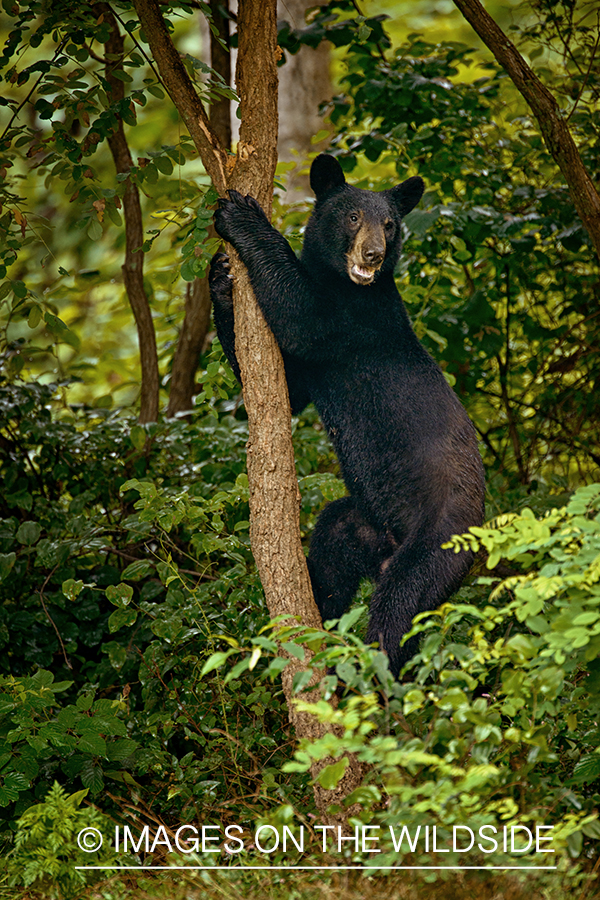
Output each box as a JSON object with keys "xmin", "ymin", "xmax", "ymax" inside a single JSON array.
[{"xmin": 1, "ymin": 0, "xmax": 600, "ymax": 897}]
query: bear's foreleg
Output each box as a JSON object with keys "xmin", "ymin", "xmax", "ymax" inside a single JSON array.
[{"xmin": 209, "ymin": 251, "xmax": 311, "ymax": 414}]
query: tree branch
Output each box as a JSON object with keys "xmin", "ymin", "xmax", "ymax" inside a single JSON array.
[
  {"xmin": 95, "ymin": 2, "xmax": 160, "ymax": 423},
  {"xmin": 452, "ymin": 0, "xmax": 600, "ymax": 263},
  {"xmin": 167, "ymin": 1, "xmax": 232, "ymax": 418},
  {"xmin": 208, "ymin": 0, "xmax": 232, "ymax": 149},
  {"xmin": 132, "ymin": 0, "xmax": 229, "ymax": 193},
  {"xmin": 166, "ymin": 276, "xmax": 211, "ymax": 416}
]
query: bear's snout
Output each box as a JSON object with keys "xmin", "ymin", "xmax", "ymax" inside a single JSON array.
[
  {"xmin": 363, "ymin": 244, "xmax": 385, "ymax": 266},
  {"xmin": 347, "ymin": 220, "xmax": 387, "ymax": 284}
]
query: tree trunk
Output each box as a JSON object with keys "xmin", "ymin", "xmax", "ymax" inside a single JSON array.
[
  {"xmin": 452, "ymin": 0, "xmax": 600, "ymax": 263},
  {"xmin": 277, "ymin": 0, "xmax": 332, "ymax": 194},
  {"xmin": 132, "ymin": 0, "xmax": 365, "ymax": 822},
  {"xmin": 95, "ymin": 2, "xmax": 160, "ymax": 424}
]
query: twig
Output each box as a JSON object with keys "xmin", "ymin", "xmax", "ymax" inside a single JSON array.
[
  {"xmin": 565, "ymin": 20, "xmax": 600, "ymax": 122},
  {"xmin": 0, "ymin": 41, "xmax": 67, "ymax": 143},
  {"xmin": 38, "ymin": 568, "xmax": 73, "ymax": 670},
  {"xmin": 350, "ymin": 0, "xmax": 388, "ymax": 63},
  {"xmin": 452, "ymin": 0, "xmax": 600, "ymax": 263}
]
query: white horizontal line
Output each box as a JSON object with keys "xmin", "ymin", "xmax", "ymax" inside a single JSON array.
[{"xmin": 75, "ymin": 865, "xmax": 558, "ymax": 871}]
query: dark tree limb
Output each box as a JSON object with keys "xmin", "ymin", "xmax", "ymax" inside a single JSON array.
[
  {"xmin": 209, "ymin": 0, "xmax": 232, "ymax": 149},
  {"xmin": 166, "ymin": 277, "xmax": 212, "ymax": 417},
  {"xmin": 167, "ymin": 1, "xmax": 232, "ymax": 418},
  {"xmin": 132, "ymin": 0, "xmax": 228, "ymax": 194},
  {"xmin": 95, "ymin": 2, "xmax": 160, "ymax": 423},
  {"xmin": 452, "ymin": 0, "xmax": 600, "ymax": 263}
]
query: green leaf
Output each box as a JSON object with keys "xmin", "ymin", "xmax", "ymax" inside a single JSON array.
[
  {"xmin": 28, "ymin": 305, "xmax": 42, "ymax": 328},
  {"xmin": 87, "ymin": 218, "xmax": 103, "ymax": 241},
  {"xmin": 315, "ymin": 757, "xmax": 349, "ymax": 789},
  {"xmin": 77, "ymin": 733, "xmax": 107, "ymax": 757},
  {"xmin": 403, "ymin": 208, "xmax": 440, "ymax": 237},
  {"xmin": 571, "ymin": 753, "xmax": 600, "ymax": 784},
  {"xmin": 108, "ymin": 608, "xmax": 137, "ymax": 632},
  {"xmin": 0, "ymin": 553, "xmax": 16, "ymax": 582},
  {"xmin": 5, "ymin": 772, "xmax": 29, "ymax": 791},
  {"xmin": 282, "ymin": 641, "xmax": 305, "ymax": 661},
  {"xmin": 337, "ymin": 605, "xmax": 366, "ymax": 635},
  {"xmin": 180, "ymin": 257, "xmax": 196, "ymax": 282},
  {"xmin": 154, "ymin": 156, "xmax": 173, "ymax": 175},
  {"xmin": 291, "ymin": 668, "xmax": 314, "ymax": 693},
  {"xmin": 106, "ymin": 583, "xmax": 134, "ymax": 607},
  {"xmin": 11, "ymin": 280, "xmax": 27, "ymax": 299},
  {"xmin": 111, "ymin": 69, "xmax": 133, "ymax": 83},
  {"xmin": 265, "ymin": 657, "xmax": 290, "ymax": 678},
  {"xmin": 107, "ymin": 738, "xmax": 138, "ymax": 761},
  {"xmin": 581, "ymin": 820, "xmax": 600, "ymax": 839},
  {"xmin": 16, "ymin": 521, "xmax": 41, "ymax": 545},
  {"xmin": 122, "ymin": 559, "xmax": 154, "ymax": 581},
  {"xmin": 62, "ymin": 578, "xmax": 84, "ymax": 601},
  {"xmin": 0, "ymin": 785, "xmax": 19, "ymax": 806},
  {"xmin": 104, "ymin": 642, "xmax": 127, "ymax": 670},
  {"xmin": 130, "ymin": 424, "xmax": 147, "ymax": 449},
  {"xmin": 80, "ymin": 761, "xmax": 104, "ymax": 794},
  {"xmin": 200, "ymin": 650, "xmax": 235, "ymax": 677}
]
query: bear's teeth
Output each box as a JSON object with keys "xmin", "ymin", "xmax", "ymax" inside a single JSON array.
[{"xmin": 351, "ymin": 264, "xmax": 375, "ymax": 281}]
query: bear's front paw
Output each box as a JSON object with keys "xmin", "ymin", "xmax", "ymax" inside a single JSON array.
[{"xmin": 214, "ymin": 190, "xmax": 267, "ymax": 245}]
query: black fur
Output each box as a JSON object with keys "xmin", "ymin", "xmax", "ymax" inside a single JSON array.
[{"xmin": 210, "ymin": 154, "xmax": 485, "ymax": 677}]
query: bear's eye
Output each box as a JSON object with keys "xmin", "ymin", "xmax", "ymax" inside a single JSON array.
[{"xmin": 349, "ymin": 213, "xmax": 359, "ymax": 224}]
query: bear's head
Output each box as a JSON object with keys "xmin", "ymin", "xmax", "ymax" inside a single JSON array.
[{"xmin": 303, "ymin": 154, "xmax": 424, "ymax": 286}]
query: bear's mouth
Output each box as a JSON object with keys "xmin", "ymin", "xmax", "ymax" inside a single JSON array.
[{"xmin": 349, "ymin": 263, "xmax": 377, "ymax": 285}]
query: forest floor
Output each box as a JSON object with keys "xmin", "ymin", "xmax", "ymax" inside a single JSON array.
[{"xmin": 63, "ymin": 867, "xmax": 599, "ymax": 900}]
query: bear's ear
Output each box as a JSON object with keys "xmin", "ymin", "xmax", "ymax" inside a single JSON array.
[
  {"xmin": 389, "ymin": 176, "xmax": 425, "ymax": 218},
  {"xmin": 310, "ymin": 154, "xmax": 346, "ymax": 200}
]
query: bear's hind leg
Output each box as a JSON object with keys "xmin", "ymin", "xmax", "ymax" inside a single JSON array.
[
  {"xmin": 367, "ymin": 536, "xmax": 475, "ymax": 678},
  {"xmin": 308, "ymin": 496, "xmax": 395, "ymax": 623}
]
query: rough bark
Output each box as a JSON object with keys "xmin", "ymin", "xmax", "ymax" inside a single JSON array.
[
  {"xmin": 167, "ymin": 1, "xmax": 232, "ymax": 418},
  {"xmin": 132, "ymin": 0, "xmax": 365, "ymax": 820},
  {"xmin": 95, "ymin": 2, "xmax": 160, "ymax": 423},
  {"xmin": 452, "ymin": 0, "xmax": 600, "ymax": 263}
]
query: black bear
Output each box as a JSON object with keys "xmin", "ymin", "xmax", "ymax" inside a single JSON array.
[{"xmin": 210, "ymin": 154, "xmax": 485, "ymax": 677}]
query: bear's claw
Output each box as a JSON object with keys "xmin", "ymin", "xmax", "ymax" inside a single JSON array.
[{"xmin": 214, "ymin": 191, "xmax": 268, "ymax": 244}]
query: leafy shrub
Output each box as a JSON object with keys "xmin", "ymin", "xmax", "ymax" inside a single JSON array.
[
  {"xmin": 4, "ymin": 781, "xmax": 123, "ymax": 899},
  {"xmin": 0, "ymin": 366, "xmax": 337, "ymax": 845},
  {"xmin": 202, "ymin": 484, "xmax": 600, "ymax": 867}
]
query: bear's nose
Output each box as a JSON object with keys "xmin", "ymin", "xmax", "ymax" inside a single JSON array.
[{"xmin": 363, "ymin": 246, "xmax": 385, "ymax": 266}]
